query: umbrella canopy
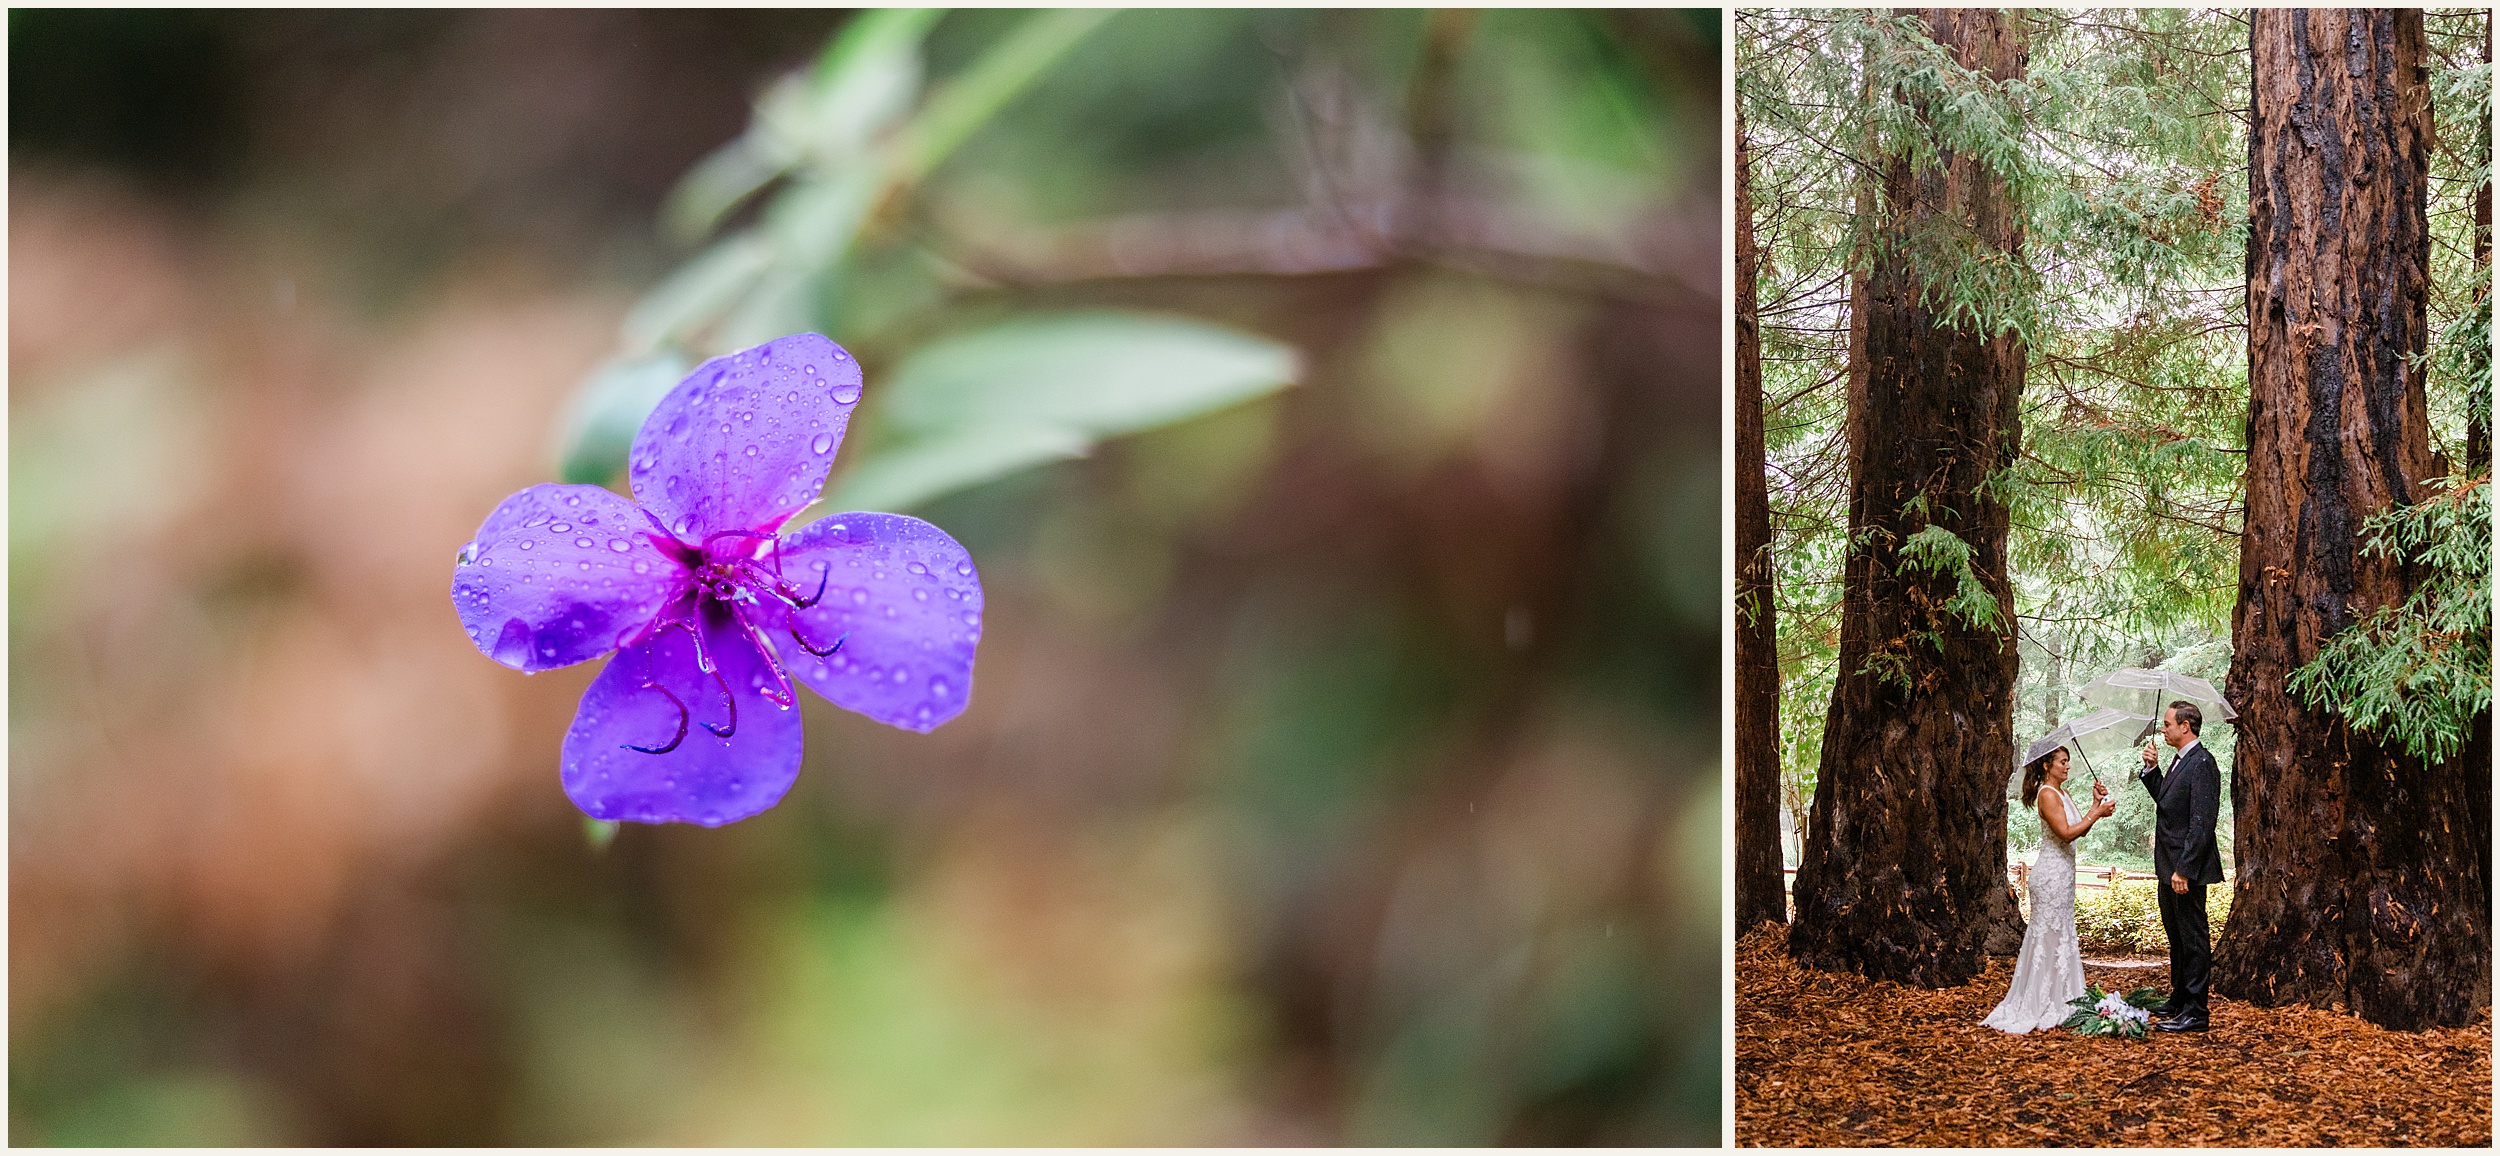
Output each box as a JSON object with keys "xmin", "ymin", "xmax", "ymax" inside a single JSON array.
[
  {"xmin": 2017, "ymin": 706, "xmax": 2155, "ymax": 775},
  {"xmin": 2078, "ymin": 667, "xmax": 2237, "ymax": 742}
]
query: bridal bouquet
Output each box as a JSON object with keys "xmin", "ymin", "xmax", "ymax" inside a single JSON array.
[{"xmin": 2061, "ymin": 984, "xmax": 2166, "ymax": 1039}]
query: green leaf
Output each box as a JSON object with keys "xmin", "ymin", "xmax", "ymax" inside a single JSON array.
[
  {"xmin": 554, "ymin": 353, "xmax": 690, "ymax": 486},
  {"xmin": 621, "ymin": 233, "xmax": 774, "ymax": 353},
  {"xmin": 881, "ymin": 311, "xmax": 1301, "ymax": 440},
  {"xmin": 893, "ymin": 8, "xmax": 1117, "ymax": 183},
  {"xmin": 663, "ymin": 8, "xmax": 942, "ymax": 244},
  {"xmin": 826, "ymin": 424, "xmax": 1091, "ymax": 513}
]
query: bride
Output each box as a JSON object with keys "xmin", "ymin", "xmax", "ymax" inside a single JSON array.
[{"xmin": 1982, "ymin": 745, "xmax": 2116, "ymax": 1033}]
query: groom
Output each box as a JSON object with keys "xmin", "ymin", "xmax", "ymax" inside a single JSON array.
[{"xmin": 2137, "ymin": 701, "xmax": 2223, "ymax": 1032}]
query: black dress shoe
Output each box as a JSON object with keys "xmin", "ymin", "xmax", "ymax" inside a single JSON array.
[{"xmin": 2156, "ymin": 1013, "xmax": 2208, "ymax": 1032}]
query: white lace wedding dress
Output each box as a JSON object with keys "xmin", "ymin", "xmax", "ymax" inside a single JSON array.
[{"xmin": 1982, "ymin": 786, "xmax": 2088, "ymax": 1033}]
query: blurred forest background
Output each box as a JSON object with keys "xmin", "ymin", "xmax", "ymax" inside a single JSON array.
[{"xmin": 9, "ymin": 9, "xmax": 1719, "ymax": 1145}]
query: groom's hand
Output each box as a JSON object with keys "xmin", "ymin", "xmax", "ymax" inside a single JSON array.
[{"xmin": 2169, "ymin": 873, "xmax": 2188, "ymax": 894}]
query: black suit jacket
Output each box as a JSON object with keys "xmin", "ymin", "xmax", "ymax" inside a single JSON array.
[{"xmin": 2137, "ymin": 742, "xmax": 2224, "ymax": 885}]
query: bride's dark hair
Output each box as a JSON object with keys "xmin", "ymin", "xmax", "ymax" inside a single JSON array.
[{"xmin": 2020, "ymin": 747, "xmax": 2066, "ymax": 806}]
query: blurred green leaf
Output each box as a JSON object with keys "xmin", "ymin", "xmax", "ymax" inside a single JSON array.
[
  {"xmin": 883, "ymin": 312, "xmax": 1300, "ymax": 439},
  {"xmin": 621, "ymin": 232, "xmax": 773, "ymax": 353},
  {"xmin": 666, "ymin": 8, "xmax": 942, "ymax": 245},
  {"xmin": 826, "ymin": 312, "xmax": 1299, "ymax": 513},
  {"xmin": 827, "ymin": 424, "xmax": 1090, "ymax": 514},
  {"xmin": 554, "ymin": 353, "xmax": 690, "ymax": 486},
  {"xmin": 895, "ymin": 8, "xmax": 1117, "ymax": 184},
  {"xmin": 763, "ymin": 168, "xmax": 884, "ymax": 272}
]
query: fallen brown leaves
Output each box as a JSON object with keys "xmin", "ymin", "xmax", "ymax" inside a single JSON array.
[{"xmin": 1736, "ymin": 927, "xmax": 2492, "ymax": 1147}]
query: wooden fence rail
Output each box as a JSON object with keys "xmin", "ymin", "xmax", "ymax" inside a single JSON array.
[{"xmin": 1781, "ymin": 863, "xmax": 2233, "ymax": 893}]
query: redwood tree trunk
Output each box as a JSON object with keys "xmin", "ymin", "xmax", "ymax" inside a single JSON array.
[
  {"xmin": 1787, "ymin": 8, "xmax": 2027, "ymax": 987},
  {"xmin": 1735, "ymin": 106, "xmax": 1787, "ymax": 932},
  {"xmin": 2218, "ymin": 8, "xmax": 2489, "ymax": 1031}
]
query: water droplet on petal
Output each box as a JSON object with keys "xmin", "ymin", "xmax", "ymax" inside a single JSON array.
[
  {"xmin": 609, "ymin": 539, "xmax": 632, "ymax": 553},
  {"xmin": 566, "ymin": 495, "xmax": 582, "ymax": 507},
  {"xmin": 893, "ymin": 668, "xmax": 910, "ymax": 684},
  {"xmin": 633, "ymin": 560, "xmax": 651, "ymax": 574},
  {"xmin": 457, "ymin": 542, "xmax": 479, "ymax": 565},
  {"xmin": 907, "ymin": 562, "xmax": 927, "ymax": 575},
  {"xmin": 913, "ymin": 590, "xmax": 929, "ymax": 603},
  {"xmin": 956, "ymin": 561, "xmax": 974, "ymax": 577},
  {"xmin": 851, "ymin": 590, "xmax": 868, "ymax": 606},
  {"xmin": 519, "ymin": 541, "xmax": 535, "ymax": 551},
  {"xmin": 833, "ymin": 384, "xmax": 861, "ymax": 404},
  {"xmin": 744, "ymin": 444, "xmax": 760, "ymax": 457},
  {"xmin": 810, "ymin": 433, "xmax": 834, "ymax": 454},
  {"xmin": 931, "ymin": 678, "xmax": 949, "ymax": 698},
  {"xmin": 576, "ymin": 537, "xmax": 594, "ymax": 549}
]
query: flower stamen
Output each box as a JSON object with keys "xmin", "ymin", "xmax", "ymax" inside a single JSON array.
[
  {"xmin": 649, "ymin": 615, "xmax": 739, "ymax": 738},
  {"xmin": 790, "ymin": 621, "xmax": 849, "ymax": 659},
  {"xmin": 625, "ymin": 675, "xmax": 695, "ymax": 760},
  {"xmin": 730, "ymin": 605, "xmax": 800, "ymax": 708}
]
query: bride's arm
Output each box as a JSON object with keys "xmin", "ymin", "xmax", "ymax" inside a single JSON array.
[
  {"xmin": 2038, "ymin": 788, "xmax": 2083, "ymax": 842},
  {"xmin": 2039, "ymin": 788, "xmax": 2113, "ymax": 842},
  {"xmin": 2052, "ymin": 788, "xmax": 2116, "ymax": 841}
]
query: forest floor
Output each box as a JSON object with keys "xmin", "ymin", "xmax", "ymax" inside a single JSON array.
[{"xmin": 1735, "ymin": 926, "xmax": 2491, "ymax": 1147}]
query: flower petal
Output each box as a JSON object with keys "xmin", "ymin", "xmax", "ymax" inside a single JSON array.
[
  {"xmin": 453, "ymin": 483, "xmax": 684, "ymax": 672},
  {"xmin": 628, "ymin": 332, "xmax": 862, "ymax": 543},
  {"xmin": 559, "ymin": 600, "xmax": 805, "ymax": 826},
  {"xmin": 758, "ymin": 512, "xmax": 981, "ymax": 733}
]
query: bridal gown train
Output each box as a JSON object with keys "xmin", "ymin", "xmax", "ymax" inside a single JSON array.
[{"xmin": 1982, "ymin": 787, "xmax": 2087, "ymax": 1033}]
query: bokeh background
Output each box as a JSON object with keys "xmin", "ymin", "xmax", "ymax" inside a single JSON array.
[{"xmin": 9, "ymin": 9, "xmax": 1720, "ymax": 1145}]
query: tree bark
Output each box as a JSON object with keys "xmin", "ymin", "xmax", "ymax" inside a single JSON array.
[
  {"xmin": 2219, "ymin": 8, "xmax": 2489, "ymax": 1031},
  {"xmin": 1735, "ymin": 105, "xmax": 1788, "ymax": 932},
  {"xmin": 1787, "ymin": 8, "xmax": 2027, "ymax": 986}
]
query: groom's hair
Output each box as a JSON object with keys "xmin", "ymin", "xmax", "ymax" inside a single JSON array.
[{"xmin": 2167, "ymin": 701, "xmax": 2203, "ymax": 736}]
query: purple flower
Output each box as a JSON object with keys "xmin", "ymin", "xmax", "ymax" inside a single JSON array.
[{"xmin": 452, "ymin": 333, "xmax": 982, "ymax": 826}]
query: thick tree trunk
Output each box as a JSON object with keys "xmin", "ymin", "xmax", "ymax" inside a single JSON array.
[
  {"xmin": 1787, "ymin": 8, "xmax": 2027, "ymax": 986},
  {"xmin": 2219, "ymin": 8, "xmax": 2489, "ymax": 1031},
  {"xmin": 1735, "ymin": 107, "xmax": 1788, "ymax": 931}
]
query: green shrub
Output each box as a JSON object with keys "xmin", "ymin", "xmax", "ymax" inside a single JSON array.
[{"xmin": 2074, "ymin": 879, "xmax": 2234, "ymax": 955}]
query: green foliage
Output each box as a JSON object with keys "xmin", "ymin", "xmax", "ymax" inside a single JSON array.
[
  {"xmin": 2425, "ymin": 12, "xmax": 2491, "ymax": 463},
  {"xmin": 558, "ymin": 10, "xmax": 1300, "ymax": 512},
  {"xmin": 2074, "ymin": 879, "xmax": 2235, "ymax": 957},
  {"xmin": 1898, "ymin": 523, "xmax": 2005, "ymax": 633},
  {"xmin": 2289, "ymin": 479, "xmax": 2494, "ymax": 764},
  {"xmin": 830, "ymin": 312, "xmax": 1298, "ymax": 511}
]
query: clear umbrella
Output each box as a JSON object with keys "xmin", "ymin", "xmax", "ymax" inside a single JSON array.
[
  {"xmin": 2017, "ymin": 706, "xmax": 2156, "ymax": 787},
  {"xmin": 2077, "ymin": 667, "xmax": 2238, "ymax": 743}
]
